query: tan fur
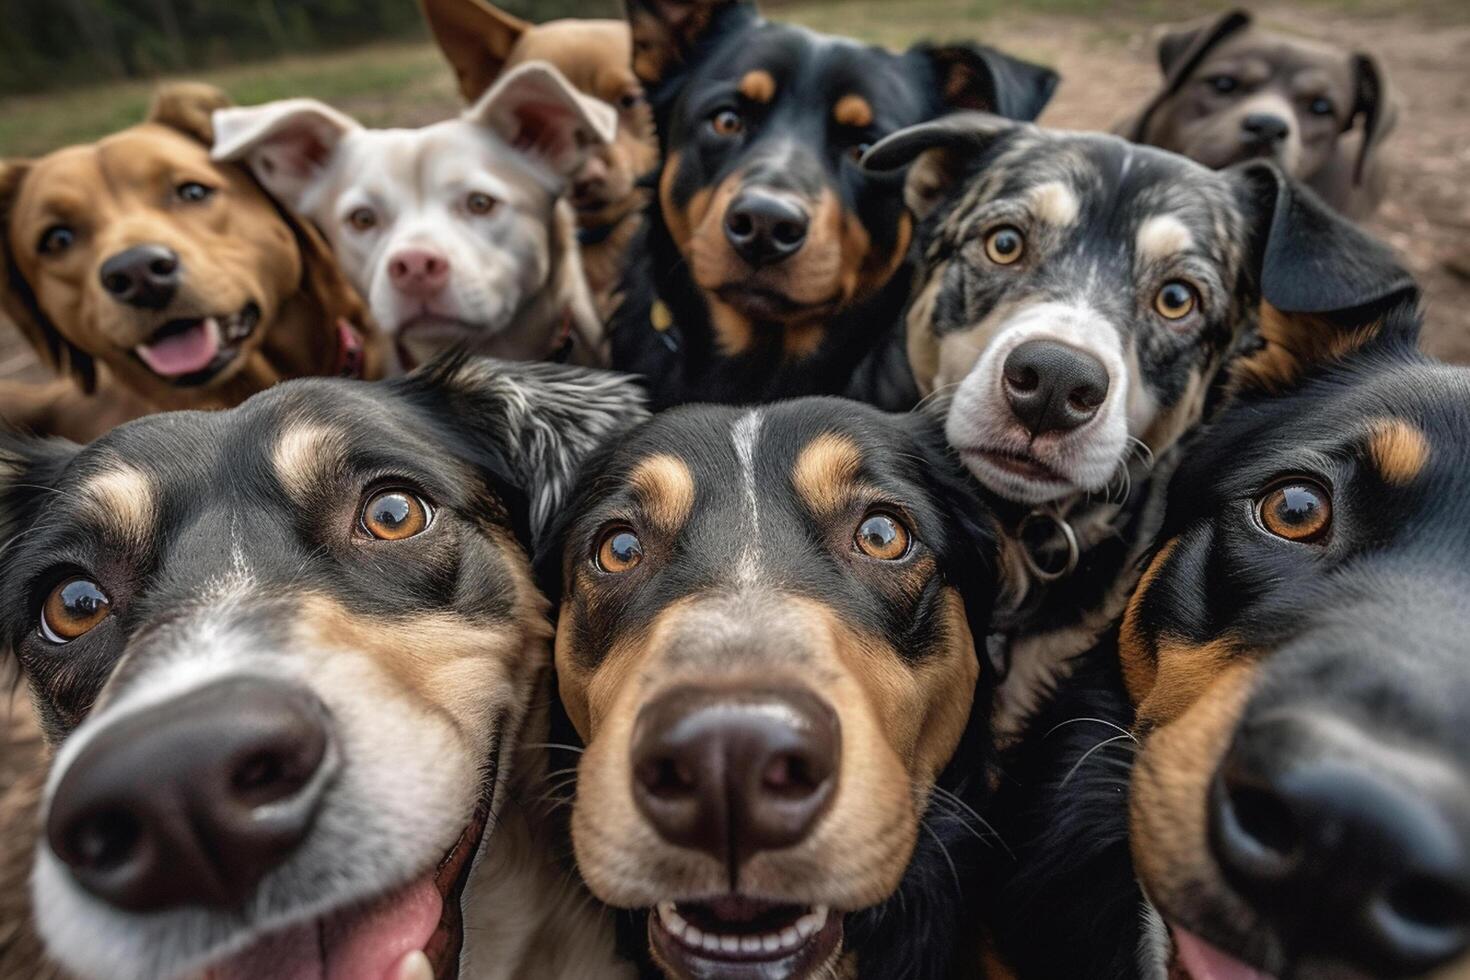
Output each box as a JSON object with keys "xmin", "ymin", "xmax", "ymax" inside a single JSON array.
[
  {"xmin": 739, "ymin": 70, "xmax": 777, "ymax": 105},
  {"xmin": 1367, "ymin": 417, "xmax": 1429, "ymax": 486},
  {"xmin": 82, "ymin": 462, "xmax": 155, "ymax": 547},
  {"xmin": 1030, "ymin": 180, "xmax": 1079, "ymax": 227},
  {"xmin": 0, "ymin": 696, "xmax": 62, "ymax": 980},
  {"xmin": 1230, "ymin": 303, "xmax": 1384, "ymax": 393},
  {"xmin": 1135, "ymin": 214, "xmax": 1194, "ymax": 263},
  {"xmin": 1118, "ymin": 537, "xmax": 1180, "ymax": 707},
  {"xmin": 272, "ymin": 423, "xmax": 348, "ymax": 505},
  {"xmin": 792, "ymin": 433, "xmax": 865, "ymax": 518},
  {"xmin": 833, "ymin": 94, "xmax": 874, "ymax": 129},
  {"xmin": 629, "ymin": 454, "xmax": 696, "ymax": 533}
]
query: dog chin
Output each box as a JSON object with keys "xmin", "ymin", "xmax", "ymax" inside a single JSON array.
[
  {"xmin": 650, "ymin": 898, "xmax": 843, "ymax": 980},
  {"xmin": 395, "ymin": 313, "xmax": 508, "ymax": 370},
  {"xmin": 959, "ymin": 446, "xmax": 1080, "ymax": 505}
]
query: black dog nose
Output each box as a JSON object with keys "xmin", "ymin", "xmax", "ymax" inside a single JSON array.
[
  {"xmin": 724, "ymin": 191, "xmax": 809, "ymax": 267},
  {"xmin": 1002, "ymin": 340, "xmax": 1110, "ymax": 436},
  {"xmin": 631, "ymin": 686, "xmax": 839, "ymax": 873},
  {"xmin": 1241, "ymin": 113, "xmax": 1291, "ymax": 144},
  {"xmin": 99, "ymin": 244, "xmax": 182, "ymax": 309},
  {"xmin": 1210, "ymin": 712, "xmax": 1470, "ymax": 976},
  {"xmin": 47, "ymin": 677, "xmax": 335, "ymax": 912}
]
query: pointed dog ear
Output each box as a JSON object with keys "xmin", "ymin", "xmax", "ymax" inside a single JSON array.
[
  {"xmin": 862, "ymin": 113, "xmax": 1021, "ymax": 220},
  {"xmin": 0, "ymin": 160, "xmax": 96, "ymax": 393},
  {"xmin": 911, "ymin": 42, "xmax": 1058, "ymax": 122},
  {"xmin": 1123, "ymin": 9, "xmax": 1252, "ymax": 142},
  {"xmin": 401, "ymin": 356, "xmax": 649, "ymax": 549},
  {"xmin": 1231, "ymin": 162, "xmax": 1418, "ymax": 393},
  {"xmin": 625, "ymin": 0, "xmax": 757, "ymax": 91},
  {"xmin": 419, "ymin": 0, "xmax": 530, "ymax": 103},
  {"xmin": 1348, "ymin": 51, "xmax": 1398, "ymax": 187},
  {"xmin": 466, "ymin": 60, "xmax": 617, "ymax": 180},
  {"xmin": 211, "ymin": 99, "xmax": 360, "ymax": 213},
  {"xmin": 148, "ymin": 82, "xmax": 234, "ymax": 145}
]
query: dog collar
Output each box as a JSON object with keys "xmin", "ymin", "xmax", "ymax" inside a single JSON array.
[
  {"xmin": 1017, "ymin": 509, "xmax": 1081, "ymax": 582},
  {"xmin": 335, "ymin": 318, "xmax": 366, "ymax": 379}
]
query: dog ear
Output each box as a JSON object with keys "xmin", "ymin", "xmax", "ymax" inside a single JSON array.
[
  {"xmin": 1348, "ymin": 51, "xmax": 1398, "ymax": 187},
  {"xmin": 862, "ymin": 113, "xmax": 1020, "ymax": 220},
  {"xmin": 0, "ymin": 161, "xmax": 97, "ymax": 393},
  {"xmin": 148, "ymin": 82, "xmax": 234, "ymax": 146},
  {"xmin": 911, "ymin": 42, "xmax": 1058, "ymax": 122},
  {"xmin": 419, "ymin": 0, "xmax": 530, "ymax": 103},
  {"xmin": 210, "ymin": 100, "xmax": 360, "ymax": 213},
  {"xmin": 625, "ymin": 0, "xmax": 757, "ymax": 91},
  {"xmin": 401, "ymin": 355, "xmax": 649, "ymax": 549},
  {"xmin": 1122, "ymin": 9, "xmax": 1252, "ymax": 142},
  {"xmin": 0, "ymin": 431, "xmax": 80, "ymax": 552},
  {"xmin": 1231, "ymin": 162, "xmax": 1418, "ymax": 392},
  {"xmin": 466, "ymin": 60, "xmax": 618, "ymax": 180}
]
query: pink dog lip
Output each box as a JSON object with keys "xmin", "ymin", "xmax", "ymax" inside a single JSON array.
[{"xmin": 1171, "ymin": 927, "xmax": 1276, "ymax": 980}]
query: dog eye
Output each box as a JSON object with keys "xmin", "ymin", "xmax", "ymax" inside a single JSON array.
[
  {"xmin": 1308, "ymin": 97, "xmax": 1335, "ymax": 117},
  {"xmin": 983, "ymin": 226, "xmax": 1025, "ymax": 266},
  {"xmin": 41, "ymin": 577, "xmax": 111, "ymax": 644},
  {"xmin": 1154, "ymin": 281, "xmax": 1198, "ymax": 320},
  {"xmin": 1207, "ymin": 74, "xmax": 1239, "ymax": 95},
  {"xmin": 596, "ymin": 526, "xmax": 644, "ymax": 573},
  {"xmin": 854, "ymin": 512, "xmax": 910, "ymax": 561},
  {"xmin": 710, "ymin": 109, "xmax": 744, "ymax": 137},
  {"xmin": 347, "ymin": 207, "xmax": 378, "ymax": 232},
  {"xmin": 466, "ymin": 192, "xmax": 498, "ymax": 216},
  {"xmin": 1257, "ymin": 480, "xmax": 1332, "ymax": 544},
  {"xmin": 37, "ymin": 224, "xmax": 75, "ymax": 256},
  {"xmin": 619, "ymin": 89, "xmax": 645, "ymax": 111},
  {"xmin": 360, "ymin": 489, "xmax": 432, "ymax": 541},
  {"xmin": 176, "ymin": 181, "xmax": 214, "ymax": 203}
]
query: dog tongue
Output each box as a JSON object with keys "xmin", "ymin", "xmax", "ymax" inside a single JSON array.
[
  {"xmin": 1173, "ymin": 929, "xmax": 1274, "ymax": 980},
  {"xmin": 136, "ymin": 318, "xmax": 220, "ymax": 377}
]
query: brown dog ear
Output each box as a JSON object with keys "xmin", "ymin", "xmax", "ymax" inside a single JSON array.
[
  {"xmin": 148, "ymin": 82, "xmax": 234, "ymax": 145},
  {"xmin": 419, "ymin": 0, "xmax": 530, "ymax": 103},
  {"xmin": 1123, "ymin": 9, "xmax": 1252, "ymax": 142},
  {"xmin": 911, "ymin": 42, "xmax": 1058, "ymax": 123},
  {"xmin": 1348, "ymin": 51, "xmax": 1398, "ymax": 186},
  {"xmin": 625, "ymin": 0, "xmax": 756, "ymax": 91},
  {"xmin": 0, "ymin": 160, "xmax": 97, "ymax": 393},
  {"xmin": 862, "ymin": 113, "xmax": 1022, "ymax": 220}
]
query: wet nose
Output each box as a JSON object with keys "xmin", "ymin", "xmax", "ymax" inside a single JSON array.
[
  {"xmin": 388, "ymin": 247, "xmax": 451, "ymax": 298},
  {"xmin": 724, "ymin": 190, "xmax": 809, "ymax": 267},
  {"xmin": 1002, "ymin": 340, "xmax": 1110, "ymax": 436},
  {"xmin": 631, "ymin": 686, "xmax": 840, "ymax": 873},
  {"xmin": 1210, "ymin": 712, "xmax": 1470, "ymax": 976},
  {"xmin": 99, "ymin": 244, "xmax": 181, "ymax": 310},
  {"xmin": 46, "ymin": 677, "xmax": 336, "ymax": 912},
  {"xmin": 1241, "ymin": 113, "xmax": 1291, "ymax": 144},
  {"xmin": 572, "ymin": 156, "xmax": 610, "ymax": 200}
]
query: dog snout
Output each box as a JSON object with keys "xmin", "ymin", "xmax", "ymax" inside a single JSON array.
[
  {"xmin": 1209, "ymin": 712, "xmax": 1470, "ymax": 975},
  {"xmin": 99, "ymin": 244, "xmax": 181, "ymax": 310},
  {"xmin": 572, "ymin": 156, "xmax": 611, "ymax": 202},
  {"xmin": 1241, "ymin": 112, "xmax": 1291, "ymax": 146},
  {"xmin": 1002, "ymin": 339, "xmax": 1110, "ymax": 436},
  {"xmin": 724, "ymin": 190, "xmax": 810, "ymax": 267},
  {"xmin": 46, "ymin": 677, "xmax": 337, "ymax": 913},
  {"xmin": 631, "ymin": 686, "xmax": 840, "ymax": 872},
  {"xmin": 388, "ymin": 246, "xmax": 451, "ymax": 298}
]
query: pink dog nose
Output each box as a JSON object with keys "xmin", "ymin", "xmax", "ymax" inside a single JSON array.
[{"xmin": 388, "ymin": 248, "xmax": 450, "ymax": 297}]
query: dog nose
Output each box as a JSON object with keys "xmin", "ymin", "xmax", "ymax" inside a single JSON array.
[
  {"xmin": 572, "ymin": 157, "xmax": 610, "ymax": 200},
  {"xmin": 1241, "ymin": 113, "xmax": 1291, "ymax": 145},
  {"xmin": 1210, "ymin": 712, "xmax": 1470, "ymax": 976},
  {"xmin": 46, "ymin": 677, "xmax": 335, "ymax": 912},
  {"xmin": 388, "ymin": 247, "xmax": 451, "ymax": 298},
  {"xmin": 1002, "ymin": 340, "xmax": 1110, "ymax": 436},
  {"xmin": 99, "ymin": 245, "xmax": 181, "ymax": 310},
  {"xmin": 631, "ymin": 686, "xmax": 839, "ymax": 872},
  {"xmin": 724, "ymin": 191, "xmax": 809, "ymax": 267}
]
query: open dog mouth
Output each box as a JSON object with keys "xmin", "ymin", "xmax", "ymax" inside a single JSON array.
[
  {"xmin": 133, "ymin": 303, "xmax": 260, "ymax": 385},
  {"xmin": 1168, "ymin": 926, "xmax": 1275, "ymax": 980},
  {"xmin": 651, "ymin": 898, "xmax": 842, "ymax": 979}
]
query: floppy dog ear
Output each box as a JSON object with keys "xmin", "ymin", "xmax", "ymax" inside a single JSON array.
[
  {"xmin": 1122, "ymin": 9, "xmax": 1252, "ymax": 142},
  {"xmin": 1231, "ymin": 162, "xmax": 1417, "ymax": 392},
  {"xmin": 1348, "ymin": 51, "xmax": 1397, "ymax": 187},
  {"xmin": 862, "ymin": 113, "xmax": 1020, "ymax": 220},
  {"xmin": 210, "ymin": 100, "xmax": 360, "ymax": 213},
  {"xmin": 0, "ymin": 432, "xmax": 80, "ymax": 554},
  {"xmin": 466, "ymin": 60, "xmax": 617, "ymax": 180},
  {"xmin": 420, "ymin": 0, "xmax": 530, "ymax": 102},
  {"xmin": 625, "ymin": 0, "xmax": 757, "ymax": 91},
  {"xmin": 403, "ymin": 356, "xmax": 649, "ymax": 548},
  {"xmin": 911, "ymin": 42, "xmax": 1058, "ymax": 122},
  {"xmin": 148, "ymin": 82, "xmax": 233, "ymax": 145}
]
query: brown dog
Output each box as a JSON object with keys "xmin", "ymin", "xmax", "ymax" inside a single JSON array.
[
  {"xmin": 1118, "ymin": 9, "xmax": 1396, "ymax": 219},
  {"xmin": 420, "ymin": 0, "xmax": 658, "ymax": 310},
  {"xmin": 0, "ymin": 84, "xmax": 385, "ymax": 441}
]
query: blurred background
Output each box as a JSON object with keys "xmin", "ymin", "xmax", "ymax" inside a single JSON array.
[{"xmin": 0, "ymin": 0, "xmax": 1467, "ymax": 357}]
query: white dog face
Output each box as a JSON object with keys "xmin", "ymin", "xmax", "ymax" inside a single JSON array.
[{"xmin": 213, "ymin": 63, "xmax": 616, "ymax": 373}]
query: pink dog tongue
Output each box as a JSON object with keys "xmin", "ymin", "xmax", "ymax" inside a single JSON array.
[
  {"xmin": 1174, "ymin": 929, "xmax": 1274, "ymax": 980},
  {"xmin": 136, "ymin": 318, "xmax": 220, "ymax": 376}
]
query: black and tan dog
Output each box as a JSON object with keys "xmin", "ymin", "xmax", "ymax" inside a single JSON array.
[
  {"xmin": 0, "ymin": 83, "xmax": 385, "ymax": 443},
  {"xmin": 543, "ymin": 399, "xmax": 1002, "ymax": 978},
  {"xmin": 985, "ymin": 296, "xmax": 1470, "ymax": 980},
  {"xmin": 861, "ymin": 113, "xmax": 1412, "ymax": 746},
  {"xmin": 608, "ymin": 0, "xmax": 1057, "ymax": 408},
  {"xmin": 0, "ymin": 358, "xmax": 644, "ymax": 980},
  {"xmin": 1118, "ymin": 9, "xmax": 1396, "ymax": 220}
]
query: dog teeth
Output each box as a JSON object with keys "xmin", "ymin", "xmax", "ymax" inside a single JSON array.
[
  {"xmin": 391, "ymin": 950, "xmax": 433, "ymax": 980},
  {"xmin": 656, "ymin": 901, "xmax": 827, "ymax": 957},
  {"xmin": 796, "ymin": 906, "xmax": 828, "ymax": 939}
]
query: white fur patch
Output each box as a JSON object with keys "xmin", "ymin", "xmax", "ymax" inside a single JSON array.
[
  {"xmin": 1030, "ymin": 181, "xmax": 1080, "ymax": 227},
  {"xmin": 1135, "ymin": 215, "xmax": 1194, "ymax": 263}
]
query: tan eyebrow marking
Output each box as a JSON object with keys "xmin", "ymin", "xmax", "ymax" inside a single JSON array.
[
  {"xmin": 738, "ymin": 70, "xmax": 777, "ymax": 104},
  {"xmin": 1367, "ymin": 418, "xmax": 1429, "ymax": 486},
  {"xmin": 1136, "ymin": 214, "xmax": 1194, "ymax": 263},
  {"xmin": 629, "ymin": 454, "xmax": 696, "ymax": 531},
  {"xmin": 792, "ymin": 432, "xmax": 864, "ymax": 517},
  {"xmin": 273, "ymin": 423, "xmax": 347, "ymax": 502},
  {"xmin": 82, "ymin": 463, "xmax": 155, "ymax": 546},
  {"xmin": 833, "ymin": 94, "xmax": 874, "ymax": 129},
  {"xmin": 1030, "ymin": 180, "xmax": 1079, "ymax": 227}
]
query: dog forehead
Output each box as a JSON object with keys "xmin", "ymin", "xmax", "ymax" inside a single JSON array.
[{"xmin": 1207, "ymin": 31, "xmax": 1355, "ymax": 86}]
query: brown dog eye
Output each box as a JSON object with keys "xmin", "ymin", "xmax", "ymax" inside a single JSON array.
[
  {"xmin": 984, "ymin": 226, "xmax": 1025, "ymax": 266},
  {"xmin": 1154, "ymin": 281, "xmax": 1198, "ymax": 320},
  {"xmin": 855, "ymin": 512, "xmax": 910, "ymax": 560},
  {"xmin": 38, "ymin": 224, "xmax": 75, "ymax": 256},
  {"xmin": 42, "ymin": 578, "xmax": 110, "ymax": 643},
  {"xmin": 710, "ymin": 109, "xmax": 744, "ymax": 137},
  {"xmin": 1208, "ymin": 75, "xmax": 1239, "ymax": 95},
  {"xmin": 466, "ymin": 192, "xmax": 497, "ymax": 216},
  {"xmin": 347, "ymin": 207, "xmax": 377, "ymax": 232},
  {"xmin": 1258, "ymin": 480, "xmax": 1332, "ymax": 543},
  {"xmin": 176, "ymin": 181, "xmax": 214, "ymax": 203},
  {"xmin": 596, "ymin": 527, "xmax": 643, "ymax": 573},
  {"xmin": 361, "ymin": 490, "xmax": 431, "ymax": 541}
]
